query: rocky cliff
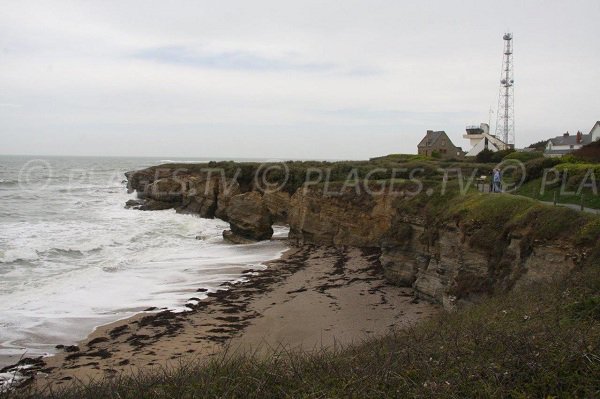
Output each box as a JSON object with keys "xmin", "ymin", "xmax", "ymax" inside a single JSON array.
[
  {"xmin": 125, "ymin": 165, "xmax": 598, "ymax": 309},
  {"xmin": 125, "ymin": 166, "xmax": 289, "ymax": 241}
]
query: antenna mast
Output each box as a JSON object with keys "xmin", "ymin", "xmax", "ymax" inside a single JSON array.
[{"xmin": 494, "ymin": 33, "xmax": 515, "ymax": 147}]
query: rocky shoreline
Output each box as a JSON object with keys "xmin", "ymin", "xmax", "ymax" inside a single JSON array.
[
  {"xmin": 5, "ymin": 160, "xmax": 595, "ymax": 392},
  {"xmin": 6, "ymin": 244, "xmax": 438, "ymax": 393},
  {"xmin": 125, "ymin": 163, "xmax": 588, "ymax": 309}
]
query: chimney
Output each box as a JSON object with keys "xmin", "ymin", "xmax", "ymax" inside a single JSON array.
[
  {"xmin": 563, "ymin": 131, "xmax": 570, "ymax": 137},
  {"xmin": 427, "ymin": 130, "xmax": 433, "ymax": 134},
  {"xmin": 576, "ymin": 131, "xmax": 583, "ymax": 144}
]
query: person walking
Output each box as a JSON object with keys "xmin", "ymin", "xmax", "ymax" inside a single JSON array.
[{"xmin": 493, "ymin": 168, "xmax": 502, "ymax": 193}]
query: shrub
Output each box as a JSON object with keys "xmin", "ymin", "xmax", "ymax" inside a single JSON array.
[
  {"xmin": 476, "ymin": 149, "xmax": 515, "ymax": 163},
  {"xmin": 526, "ymin": 139, "xmax": 549, "ymax": 150},
  {"xmin": 475, "ymin": 148, "xmax": 495, "ymax": 163},
  {"xmin": 521, "ymin": 157, "xmax": 561, "ymax": 182},
  {"xmin": 572, "ymin": 140, "xmax": 600, "ymax": 163},
  {"xmin": 503, "ymin": 151, "xmax": 544, "ymax": 162}
]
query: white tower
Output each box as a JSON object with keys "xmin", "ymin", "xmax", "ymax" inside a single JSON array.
[{"xmin": 494, "ymin": 33, "xmax": 515, "ymax": 147}]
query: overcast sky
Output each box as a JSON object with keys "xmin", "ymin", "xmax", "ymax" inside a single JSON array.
[{"xmin": 1, "ymin": 1, "xmax": 599, "ymax": 160}]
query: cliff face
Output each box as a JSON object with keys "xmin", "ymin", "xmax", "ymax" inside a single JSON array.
[
  {"xmin": 125, "ymin": 166, "xmax": 592, "ymax": 309},
  {"xmin": 286, "ymin": 186, "xmax": 585, "ymax": 309},
  {"xmin": 288, "ymin": 186, "xmax": 395, "ymax": 246},
  {"xmin": 125, "ymin": 168, "xmax": 283, "ymax": 241}
]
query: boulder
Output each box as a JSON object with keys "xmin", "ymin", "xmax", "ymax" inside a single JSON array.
[
  {"xmin": 222, "ymin": 230, "xmax": 255, "ymax": 244},
  {"xmin": 226, "ymin": 192, "xmax": 273, "ymax": 241},
  {"xmin": 125, "ymin": 199, "xmax": 144, "ymax": 209},
  {"xmin": 139, "ymin": 199, "xmax": 175, "ymax": 211}
]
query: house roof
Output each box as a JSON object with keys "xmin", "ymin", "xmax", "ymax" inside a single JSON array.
[
  {"xmin": 548, "ymin": 133, "xmax": 591, "ymax": 146},
  {"xmin": 483, "ymin": 133, "xmax": 508, "ymax": 149},
  {"xmin": 417, "ymin": 131, "xmax": 445, "ymax": 147},
  {"xmin": 589, "ymin": 121, "xmax": 600, "ymax": 134}
]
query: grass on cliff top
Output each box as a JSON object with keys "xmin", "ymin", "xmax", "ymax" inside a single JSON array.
[
  {"xmin": 515, "ymin": 177, "xmax": 600, "ymax": 210},
  {"xmin": 152, "ymin": 158, "xmax": 493, "ymax": 195},
  {"xmin": 9, "ymin": 249, "xmax": 600, "ymax": 399},
  {"xmin": 435, "ymin": 192, "xmax": 600, "ymax": 247}
]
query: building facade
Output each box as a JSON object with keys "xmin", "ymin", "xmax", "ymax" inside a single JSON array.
[
  {"xmin": 417, "ymin": 130, "xmax": 464, "ymax": 158},
  {"xmin": 462, "ymin": 123, "xmax": 510, "ymax": 157}
]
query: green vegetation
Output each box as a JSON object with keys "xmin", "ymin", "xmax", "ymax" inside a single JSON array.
[
  {"xmin": 159, "ymin": 153, "xmax": 600, "ymax": 211},
  {"xmin": 475, "ymin": 148, "xmax": 514, "ymax": 163},
  {"xmin": 156, "ymin": 157, "xmax": 482, "ymax": 195},
  {"xmin": 503, "ymin": 150, "xmax": 544, "ymax": 162},
  {"xmin": 369, "ymin": 153, "xmax": 432, "ymax": 162},
  {"xmin": 9, "ymin": 247, "xmax": 600, "ymax": 398},
  {"xmin": 515, "ymin": 177, "xmax": 600, "ymax": 210},
  {"xmin": 434, "ymin": 192, "xmax": 600, "ymax": 247},
  {"xmin": 526, "ymin": 139, "xmax": 549, "ymax": 151},
  {"xmin": 514, "ymin": 158, "xmax": 600, "ymax": 210}
]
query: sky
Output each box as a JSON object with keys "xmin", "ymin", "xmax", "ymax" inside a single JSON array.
[{"xmin": 0, "ymin": 0, "xmax": 599, "ymax": 160}]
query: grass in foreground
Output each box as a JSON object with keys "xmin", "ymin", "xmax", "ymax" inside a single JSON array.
[{"xmin": 6, "ymin": 251, "xmax": 600, "ymax": 398}]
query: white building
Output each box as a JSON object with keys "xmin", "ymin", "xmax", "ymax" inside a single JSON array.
[
  {"xmin": 592, "ymin": 121, "xmax": 600, "ymax": 141},
  {"xmin": 544, "ymin": 121, "xmax": 600, "ymax": 157},
  {"xmin": 462, "ymin": 123, "xmax": 510, "ymax": 157}
]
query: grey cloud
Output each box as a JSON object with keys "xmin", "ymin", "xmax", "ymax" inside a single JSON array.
[{"xmin": 133, "ymin": 46, "xmax": 335, "ymax": 72}]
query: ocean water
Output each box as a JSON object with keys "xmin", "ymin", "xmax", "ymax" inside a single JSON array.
[{"xmin": 0, "ymin": 155, "xmax": 288, "ymax": 367}]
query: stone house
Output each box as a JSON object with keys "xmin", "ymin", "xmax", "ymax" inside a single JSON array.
[{"xmin": 417, "ymin": 130, "xmax": 464, "ymax": 158}]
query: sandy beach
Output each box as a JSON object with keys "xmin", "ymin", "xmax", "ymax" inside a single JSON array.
[{"xmin": 12, "ymin": 243, "xmax": 439, "ymax": 391}]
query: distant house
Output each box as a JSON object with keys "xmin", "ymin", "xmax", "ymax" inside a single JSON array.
[
  {"xmin": 417, "ymin": 130, "xmax": 464, "ymax": 158},
  {"xmin": 544, "ymin": 121, "xmax": 600, "ymax": 157},
  {"xmin": 462, "ymin": 123, "xmax": 510, "ymax": 157},
  {"xmin": 592, "ymin": 121, "xmax": 600, "ymax": 141}
]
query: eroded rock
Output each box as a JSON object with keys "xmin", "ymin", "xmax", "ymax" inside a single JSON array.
[{"xmin": 226, "ymin": 192, "xmax": 273, "ymax": 241}]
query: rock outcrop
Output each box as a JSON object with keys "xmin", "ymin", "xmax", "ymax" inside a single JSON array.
[
  {"xmin": 215, "ymin": 179, "xmax": 241, "ymax": 221},
  {"xmin": 288, "ymin": 185, "xmax": 395, "ymax": 246},
  {"xmin": 148, "ymin": 178, "xmax": 185, "ymax": 203},
  {"xmin": 125, "ymin": 168, "xmax": 245, "ymax": 220},
  {"xmin": 224, "ymin": 192, "xmax": 273, "ymax": 242},
  {"xmin": 263, "ymin": 191, "xmax": 291, "ymax": 224},
  {"xmin": 180, "ymin": 175, "xmax": 219, "ymax": 218}
]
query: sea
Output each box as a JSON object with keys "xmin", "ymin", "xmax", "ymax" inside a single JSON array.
[{"xmin": 0, "ymin": 155, "xmax": 288, "ymax": 369}]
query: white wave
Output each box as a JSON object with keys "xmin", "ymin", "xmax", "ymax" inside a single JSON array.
[
  {"xmin": 0, "ymin": 160, "xmax": 289, "ymax": 366},
  {"xmin": 158, "ymin": 160, "xmax": 207, "ymax": 164}
]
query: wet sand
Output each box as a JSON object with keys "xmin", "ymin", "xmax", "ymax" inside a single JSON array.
[{"xmin": 7, "ymin": 244, "xmax": 439, "ymax": 391}]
